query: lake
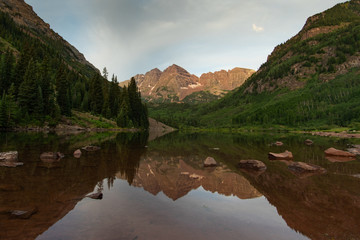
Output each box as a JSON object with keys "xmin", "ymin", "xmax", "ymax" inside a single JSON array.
[{"xmin": 0, "ymin": 131, "xmax": 359, "ymax": 240}]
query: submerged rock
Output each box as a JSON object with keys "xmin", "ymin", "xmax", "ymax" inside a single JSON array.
[
  {"xmin": 288, "ymin": 162, "xmax": 326, "ymax": 174},
  {"xmin": 203, "ymin": 157, "xmax": 217, "ymax": 167},
  {"xmin": 238, "ymin": 160, "xmax": 267, "ymax": 171},
  {"xmin": 9, "ymin": 208, "xmax": 38, "ymax": 219},
  {"xmin": 305, "ymin": 139, "xmax": 314, "ymax": 145},
  {"xmin": 268, "ymin": 150, "xmax": 293, "ymax": 160},
  {"xmin": 0, "ymin": 151, "xmax": 18, "ymax": 162},
  {"xmin": 0, "ymin": 184, "xmax": 22, "ymax": 192},
  {"xmin": 82, "ymin": 146, "xmax": 101, "ymax": 152},
  {"xmin": 86, "ymin": 192, "xmax": 103, "ymax": 200},
  {"xmin": 324, "ymin": 148, "xmax": 356, "ymax": 158},
  {"xmin": 0, "ymin": 162, "xmax": 24, "ymax": 168},
  {"xmin": 73, "ymin": 149, "xmax": 82, "ymax": 158},
  {"xmin": 40, "ymin": 152, "xmax": 64, "ymax": 162},
  {"xmin": 189, "ymin": 173, "xmax": 204, "ymax": 180},
  {"xmin": 326, "ymin": 156, "xmax": 356, "ymax": 163}
]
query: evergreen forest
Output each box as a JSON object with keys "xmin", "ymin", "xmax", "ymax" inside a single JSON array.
[{"xmin": 0, "ymin": 12, "xmax": 148, "ymax": 129}]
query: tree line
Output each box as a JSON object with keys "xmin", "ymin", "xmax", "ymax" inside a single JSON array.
[{"xmin": 0, "ymin": 12, "xmax": 148, "ymax": 129}]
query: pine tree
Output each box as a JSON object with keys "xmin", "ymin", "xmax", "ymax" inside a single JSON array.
[
  {"xmin": 0, "ymin": 49, "xmax": 15, "ymax": 93},
  {"xmin": 89, "ymin": 74, "xmax": 103, "ymax": 114},
  {"xmin": 56, "ymin": 66, "xmax": 71, "ymax": 116},
  {"xmin": 18, "ymin": 59, "xmax": 39, "ymax": 114}
]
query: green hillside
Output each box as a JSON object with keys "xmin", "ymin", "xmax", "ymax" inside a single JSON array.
[
  {"xmin": 0, "ymin": 9, "xmax": 148, "ymax": 129},
  {"xmin": 149, "ymin": 0, "xmax": 360, "ymax": 130}
]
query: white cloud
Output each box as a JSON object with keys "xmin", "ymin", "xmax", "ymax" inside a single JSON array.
[
  {"xmin": 26, "ymin": 0, "xmax": 346, "ymax": 80},
  {"xmin": 252, "ymin": 24, "xmax": 264, "ymax": 33}
]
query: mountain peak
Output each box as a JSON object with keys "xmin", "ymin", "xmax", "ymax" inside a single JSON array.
[{"xmin": 120, "ymin": 65, "xmax": 254, "ymax": 102}]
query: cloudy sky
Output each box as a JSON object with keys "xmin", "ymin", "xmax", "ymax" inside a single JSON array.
[{"xmin": 25, "ymin": 0, "xmax": 344, "ymax": 81}]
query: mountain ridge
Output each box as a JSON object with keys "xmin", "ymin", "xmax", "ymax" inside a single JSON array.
[
  {"xmin": 120, "ymin": 64, "xmax": 255, "ymax": 102},
  {"xmin": 0, "ymin": 0, "xmax": 97, "ymax": 73}
]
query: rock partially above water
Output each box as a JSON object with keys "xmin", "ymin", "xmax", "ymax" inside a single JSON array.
[
  {"xmin": 274, "ymin": 141, "xmax": 284, "ymax": 146},
  {"xmin": 0, "ymin": 151, "xmax": 18, "ymax": 162},
  {"xmin": 40, "ymin": 152, "xmax": 64, "ymax": 162},
  {"xmin": 0, "ymin": 151, "xmax": 23, "ymax": 167},
  {"xmin": 324, "ymin": 148, "xmax": 356, "ymax": 158},
  {"xmin": 305, "ymin": 139, "xmax": 314, "ymax": 145},
  {"xmin": 203, "ymin": 157, "xmax": 217, "ymax": 167},
  {"xmin": 268, "ymin": 150, "xmax": 293, "ymax": 160},
  {"xmin": 86, "ymin": 192, "xmax": 103, "ymax": 200},
  {"xmin": 73, "ymin": 149, "xmax": 82, "ymax": 158},
  {"xmin": 82, "ymin": 146, "xmax": 101, "ymax": 152},
  {"xmin": 238, "ymin": 160, "xmax": 267, "ymax": 171}
]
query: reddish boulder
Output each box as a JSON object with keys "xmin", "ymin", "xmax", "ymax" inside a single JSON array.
[
  {"xmin": 73, "ymin": 149, "xmax": 82, "ymax": 158},
  {"xmin": 324, "ymin": 148, "xmax": 356, "ymax": 158},
  {"xmin": 268, "ymin": 150, "xmax": 293, "ymax": 160},
  {"xmin": 203, "ymin": 157, "xmax": 217, "ymax": 167}
]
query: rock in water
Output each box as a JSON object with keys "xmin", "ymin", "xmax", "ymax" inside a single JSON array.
[
  {"xmin": 268, "ymin": 150, "xmax": 293, "ymax": 160},
  {"xmin": 0, "ymin": 151, "xmax": 23, "ymax": 167},
  {"xmin": 305, "ymin": 139, "xmax": 313, "ymax": 145},
  {"xmin": 324, "ymin": 148, "xmax": 356, "ymax": 158},
  {"xmin": 275, "ymin": 141, "xmax": 283, "ymax": 146},
  {"xmin": 82, "ymin": 146, "xmax": 101, "ymax": 152},
  {"xmin": 40, "ymin": 152, "xmax": 64, "ymax": 162},
  {"xmin": 73, "ymin": 149, "xmax": 82, "ymax": 158},
  {"xmin": 10, "ymin": 208, "xmax": 38, "ymax": 219},
  {"xmin": 288, "ymin": 162, "xmax": 326, "ymax": 174},
  {"xmin": 0, "ymin": 151, "xmax": 18, "ymax": 162},
  {"xmin": 203, "ymin": 157, "xmax": 217, "ymax": 167},
  {"xmin": 238, "ymin": 160, "xmax": 267, "ymax": 171},
  {"xmin": 86, "ymin": 192, "xmax": 103, "ymax": 200}
]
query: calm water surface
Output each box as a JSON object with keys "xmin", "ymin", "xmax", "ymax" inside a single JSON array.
[{"xmin": 0, "ymin": 131, "xmax": 359, "ymax": 240}]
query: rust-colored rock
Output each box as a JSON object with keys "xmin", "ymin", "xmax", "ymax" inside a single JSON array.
[
  {"xmin": 274, "ymin": 141, "xmax": 284, "ymax": 146},
  {"xmin": 121, "ymin": 65, "xmax": 255, "ymax": 102},
  {"xmin": 324, "ymin": 148, "xmax": 356, "ymax": 158},
  {"xmin": 238, "ymin": 160, "xmax": 267, "ymax": 171},
  {"xmin": 326, "ymin": 156, "xmax": 356, "ymax": 163},
  {"xmin": 268, "ymin": 150, "xmax": 293, "ymax": 160},
  {"xmin": 73, "ymin": 149, "xmax": 82, "ymax": 158},
  {"xmin": 203, "ymin": 157, "xmax": 217, "ymax": 167}
]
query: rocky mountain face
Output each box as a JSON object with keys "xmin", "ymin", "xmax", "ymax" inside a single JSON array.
[
  {"xmin": 0, "ymin": 0, "xmax": 97, "ymax": 72},
  {"xmin": 122, "ymin": 64, "xmax": 254, "ymax": 102},
  {"xmin": 243, "ymin": 0, "xmax": 360, "ymax": 94},
  {"xmin": 116, "ymin": 154, "xmax": 261, "ymax": 201}
]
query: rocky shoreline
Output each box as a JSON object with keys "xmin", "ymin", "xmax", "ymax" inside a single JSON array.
[{"xmin": 305, "ymin": 131, "xmax": 360, "ymax": 138}]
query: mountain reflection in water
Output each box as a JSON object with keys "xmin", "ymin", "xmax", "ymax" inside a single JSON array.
[{"xmin": 0, "ymin": 131, "xmax": 359, "ymax": 240}]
